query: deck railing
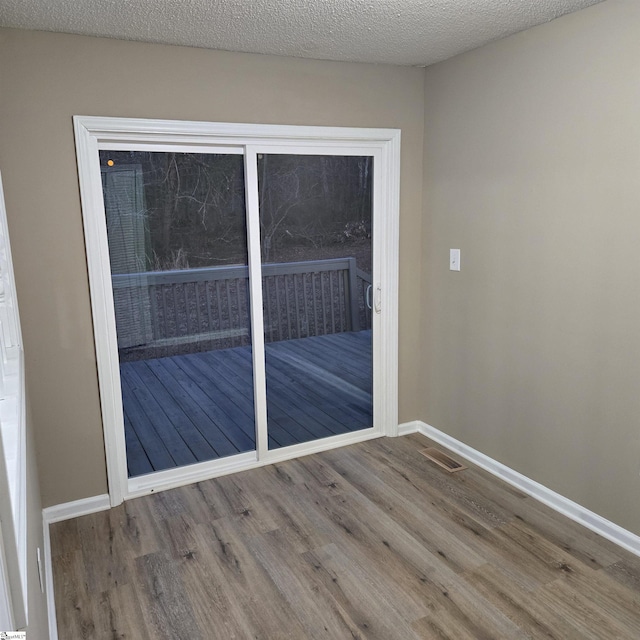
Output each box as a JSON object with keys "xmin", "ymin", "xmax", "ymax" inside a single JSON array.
[{"xmin": 112, "ymin": 257, "xmax": 371, "ymax": 358}]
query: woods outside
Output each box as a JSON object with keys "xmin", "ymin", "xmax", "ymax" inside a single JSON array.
[
  {"xmin": 100, "ymin": 150, "xmax": 372, "ymax": 273},
  {"xmin": 100, "ymin": 150, "xmax": 373, "ymax": 359}
]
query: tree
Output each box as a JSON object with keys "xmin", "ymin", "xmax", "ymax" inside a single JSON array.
[{"xmin": 100, "ymin": 150, "xmax": 372, "ymax": 269}]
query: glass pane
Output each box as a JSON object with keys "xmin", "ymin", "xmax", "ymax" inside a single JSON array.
[
  {"xmin": 258, "ymin": 154, "xmax": 373, "ymax": 450},
  {"xmin": 99, "ymin": 150, "xmax": 255, "ymax": 477}
]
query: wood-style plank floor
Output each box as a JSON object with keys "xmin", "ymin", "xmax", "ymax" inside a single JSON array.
[
  {"xmin": 50, "ymin": 434, "xmax": 640, "ymax": 639},
  {"xmin": 120, "ymin": 330, "xmax": 373, "ymax": 477}
]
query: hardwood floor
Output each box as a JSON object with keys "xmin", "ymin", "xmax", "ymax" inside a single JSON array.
[
  {"xmin": 120, "ymin": 330, "xmax": 373, "ymax": 477},
  {"xmin": 50, "ymin": 434, "xmax": 640, "ymax": 639}
]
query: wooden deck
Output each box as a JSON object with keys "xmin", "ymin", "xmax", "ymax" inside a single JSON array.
[{"xmin": 121, "ymin": 330, "xmax": 372, "ymax": 477}]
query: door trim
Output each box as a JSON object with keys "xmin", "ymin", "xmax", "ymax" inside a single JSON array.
[
  {"xmin": 74, "ymin": 116, "xmax": 400, "ymax": 506},
  {"xmin": 244, "ymin": 147, "xmax": 269, "ymax": 460}
]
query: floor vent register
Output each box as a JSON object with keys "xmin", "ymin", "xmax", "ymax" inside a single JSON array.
[{"xmin": 419, "ymin": 447, "xmax": 467, "ymax": 473}]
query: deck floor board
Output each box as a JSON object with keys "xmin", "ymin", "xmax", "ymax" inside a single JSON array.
[
  {"xmin": 130, "ymin": 363, "xmax": 219, "ymax": 461},
  {"xmin": 120, "ymin": 330, "xmax": 373, "ymax": 476},
  {"xmin": 143, "ymin": 358, "xmax": 241, "ymax": 459},
  {"xmin": 120, "ymin": 379, "xmax": 183, "ymax": 471},
  {"xmin": 198, "ymin": 348, "xmax": 300, "ymax": 449}
]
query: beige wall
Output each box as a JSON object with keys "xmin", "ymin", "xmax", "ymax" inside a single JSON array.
[
  {"xmin": 0, "ymin": 28, "xmax": 425, "ymax": 507},
  {"xmin": 422, "ymin": 0, "xmax": 640, "ymax": 534}
]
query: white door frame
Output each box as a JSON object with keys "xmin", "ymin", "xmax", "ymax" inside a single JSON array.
[{"xmin": 74, "ymin": 116, "xmax": 400, "ymax": 507}]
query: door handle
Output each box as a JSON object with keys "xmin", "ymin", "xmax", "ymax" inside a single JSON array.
[
  {"xmin": 374, "ymin": 285, "xmax": 382, "ymax": 314},
  {"xmin": 365, "ymin": 284, "xmax": 372, "ymax": 310}
]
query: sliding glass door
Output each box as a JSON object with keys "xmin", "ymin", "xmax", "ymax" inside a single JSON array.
[
  {"xmin": 100, "ymin": 148, "xmax": 375, "ymax": 475},
  {"xmin": 99, "ymin": 150, "xmax": 255, "ymax": 477},
  {"xmin": 75, "ymin": 117, "xmax": 399, "ymax": 504},
  {"xmin": 258, "ymin": 153, "xmax": 373, "ymax": 450}
]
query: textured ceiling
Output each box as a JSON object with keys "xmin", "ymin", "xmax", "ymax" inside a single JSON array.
[{"xmin": 0, "ymin": 0, "xmax": 603, "ymax": 66}]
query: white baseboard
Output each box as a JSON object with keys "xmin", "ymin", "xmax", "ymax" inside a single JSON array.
[
  {"xmin": 42, "ymin": 494, "xmax": 110, "ymax": 525},
  {"xmin": 406, "ymin": 421, "xmax": 640, "ymax": 559},
  {"xmin": 397, "ymin": 420, "xmax": 422, "ymax": 436}
]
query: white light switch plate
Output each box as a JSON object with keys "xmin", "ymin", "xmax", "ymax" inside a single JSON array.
[{"xmin": 450, "ymin": 249, "xmax": 461, "ymax": 271}]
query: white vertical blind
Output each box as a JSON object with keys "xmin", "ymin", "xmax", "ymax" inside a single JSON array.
[{"xmin": 101, "ymin": 165, "xmax": 153, "ymax": 349}]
